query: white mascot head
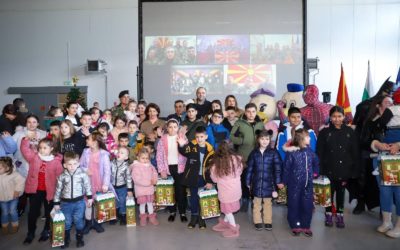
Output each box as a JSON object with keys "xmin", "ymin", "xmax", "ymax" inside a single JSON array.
[{"xmin": 280, "ymin": 83, "xmax": 306, "ymax": 116}]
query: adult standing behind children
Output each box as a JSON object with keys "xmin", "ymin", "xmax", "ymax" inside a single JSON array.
[
  {"xmin": 194, "ymin": 87, "xmax": 212, "ymax": 119},
  {"xmin": 230, "ymin": 103, "xmax": 265, "ymax": 211},
  {"xmin": 140, "ymin": 103, "xmax": 166, "ymax": 142},
  {"xmin": 112, "ymin": 90, "xmax": 130, "ymax": 118}
]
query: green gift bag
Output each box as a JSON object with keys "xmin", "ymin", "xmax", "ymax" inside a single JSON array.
[
  {"xmin": 155, "ymin": 177, "xmax": 175, "ymax": 206},
  {"xmin": 126, "ymin": 197, "xmax": 136, "ymax": 227},
  {"xmin": 199, "ymin": 188, "xmax": 220, "ymax": 219},
  {"xmin": 95, "ymin": 192, "xmax": 117, "ymax": 223},
  {"xmin": 50, "ymin": 209, "xmax": 65, "ymax": 248},
  {"xmin": 313, "ymin": 176, "xmax": 332, "ymax": 207}
]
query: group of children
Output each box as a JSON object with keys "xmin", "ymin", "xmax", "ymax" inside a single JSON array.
[{"xmin": 1, "ymin": 91, "xmax": 400, "ymax": 250}]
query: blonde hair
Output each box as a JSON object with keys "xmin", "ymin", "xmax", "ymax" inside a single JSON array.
[{"xmin": 292, "ymin": 129, "xmax": 310, "ymax": 148}]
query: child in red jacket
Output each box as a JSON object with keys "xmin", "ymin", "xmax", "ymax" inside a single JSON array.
[{"xmin": 21, "ymin": 135, "xmax": 63, "ymax": 245}]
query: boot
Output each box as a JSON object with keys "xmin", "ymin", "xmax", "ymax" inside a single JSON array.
[
  {"xmin": 377, "ymin": 212, "xmax": 393, "ymax": 233},
  {"xmin": 110, "ymin": 209, "xmax": 120, "ymax": 225},
  {"xmin": 1, "ymin": 224, "xmax": 8, "ymax": 235},
  {"xmin": 222, "ymin": 224, "xmax": 240, "ymax": 238},
  {"xmin": 198, "ymin": 217, "xmax": 206, "ymax": 229},
  {"xmin": 335, "ymin": 213, "xmax": 345, "ymax": 228},
  {"xmin": 352, "ymin": 200, "xmax": 365, "ymax": 215},
  {"xmin": 386, "ymin": 216, "xmax": 400, "ymax": 238},
  {"xmin": 83, "ymin": 219, "xmax": 92, "ymax": 235},
  {"xmin": 187, "ymin": 215, "xmax": 198, "ymax": 229},
  {"xmin": 139, "ymin": 214, "xmax": 148, "ymax": 226},
  {"xmin": 92, "ymin": 220, "xmax": 105, "ymax": 233},
  {"xmin": 9, "ymin": 224, "xmax": 19, "ymax": 234},
  {"xmin": 119, "ymin": 214, "xmax": 127, "ymax": 226},
  {"xmin": 212, "ymin": 218, "xmax": 230, "ymax": 232},
  {"xmin": 76, "ymin": 230, "xmax": 85, "ymax": 248},
  {"xmin": 38, "ymin": 229, "xmax": 50, "ymax": 242},
  {"xmin": 325, "ymin": 212, "xmax": 334, "ymax": 227},
  {"xmin": 61, "ymin": 230, "xmax": 70, "ymax": 249},
  {"xmin": 23, "ymin": 232, "xmax": 35, "ymax": 245},
  {"xmin": 148, "ymin": 213, "xmax": 159, "ymax": 226}
]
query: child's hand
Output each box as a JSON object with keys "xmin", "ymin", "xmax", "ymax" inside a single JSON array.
[
  {"xmin": 160, "ymin": 172, "xmax": 168, "ymax": 179},
  {"xmin": 137, "ymin": 132, "xmax": 144, "ymax": 140},
  {"xmin": 156, "ymin": 127, "xmax": 163, "ymax": 137},
  {"xmin": 277, "ymin": 183, "xmax": 284, "ymax": 189},
  {"xmin": 151, "ymin": 178, "xmax": 158, "ymax": 185},
  {"xmin": 87, "ymin": 199, "xmax": 93, "ymax": 207},
  {"xmin": 13, "ymin": 191, "xmax": 20, "ymax": 199},
  {"xmin": 389, "ymin": 143, "xmax": 400, "ymax": 155},
  {"xmin": 127, "ymin": 192, "xmax": 133, "ymax": 197},
  {"xmin": 81, "ymin": 127, "xmax": 90, "ymax": 137},
  {"xmin": 177, "ymin": 134, "xmax": 188, "ymax": 146},
  {"xmin": 204, "ymin": 183, "xmax": 213, "ymax": 190},
  {"xmin": 1, "ymin": 131, "xmax": 11, "ymax": 137},
  {"xmin": 54, "ymin": 205, "xmax": 61, "ymax": 211},
  {"xmin": 102, "ymin": 185, "xmax": 108, "ymax": 193}
]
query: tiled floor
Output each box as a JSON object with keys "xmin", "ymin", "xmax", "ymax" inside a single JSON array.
[{"xmin": 0, "ymin": 202, "xmax": 398, "ymax": 250}]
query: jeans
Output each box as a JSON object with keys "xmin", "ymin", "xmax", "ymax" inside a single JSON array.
[
  {"xmin": 0, "ymin": 198, "xmax": 19, "ymax": 224},
  {"xmin": 189, "ymin": 177, "xmax": 205, "ymax": 216},
  {"xmin": 61, "ymin": 199, "xmax": 86, "ymax": 230},
  {"xmin": 114, "ymin": 186, "xmax": 128, "ymax": 214},
  {"xmin": 380, "ymin": 186, "xmax": 400, "ymax": 216}
]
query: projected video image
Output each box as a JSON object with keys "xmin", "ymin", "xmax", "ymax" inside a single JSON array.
[
  {"xmin": 224, "ymin": 64, "xmax": 276, "ymax": 95},
  {"xmin": 144, "ymin": 36, "xmax": 196, "ymax": 65},
  {"xmin": 250, "ymin": 34, "xmax": 302, "ymax": 64},
  {"xmin": 196, "ymin": 35, "xmax": 250, "ymax": 64},
  {"xmin": 171, "ymin": 65, "xmax": 224, "ymax": 95}
]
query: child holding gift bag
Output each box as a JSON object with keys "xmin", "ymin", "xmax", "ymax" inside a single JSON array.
[
  {"xmin": 210, "ymin": 141, "xmax": 243, "ymax": 238},
  {"xmin": 80, "ymin": 131, "xmax": 112, "ymax": 234},
  {"xmin": 131, "ymin": 148, "xmax": 159, "ymax": 226},
  {"xmin": 54, "ymin": 152, "xmax": 93, "ymax": 248}
]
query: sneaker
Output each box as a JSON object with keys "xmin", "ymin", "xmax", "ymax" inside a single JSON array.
[
  {"xmin": 255, "ymin": 223, "xmax": 263, "ymax": 231},
  {"xmin": 38, "ymin": 230, "xmax": 50, "ymax": 242},
  {"xmin": 291, "ymin": 228, "xmax": 301, "ymax": 236},
  {"xmin": 265, "ymin": 224, "xmax": 272, "ymax": 231},
  {"xmin": 92, "ymin": 221, "xmax": 105, "ymax": 233},
  {"xmin": 325, "ymin": 213, "xmax": 334, "ymax": 227},
  {"xmin": 336, "ymin": 214, "xmax": 345, "ymax": 228},
  {"xmin": 303, "ymin": 228, "xmax": 313, "ymax": 237},
  {"xmin": 180, "ymin": 214, "xmax": 188, "ymax": 223}
]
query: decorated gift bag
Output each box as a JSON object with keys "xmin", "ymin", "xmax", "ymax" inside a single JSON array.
[
  {"xmin": 155, "ymin": 177, "xmax": 175, "ymax": 206},
  {"xmin": 199, "ymin": 188, "xmax": 220, "ymax": 219},
  {"xmin": 275, "ymin": 186, "xmax": 287, "ymax": 204},
  {"xmin": 126, "ymin": 197, "xmax": 136, "ymax": 227},
  {"xmin": 380, "ymin": 154, "xmax": 400, "ymax": 186},
  {"xmin": 313, "ymin": 176, "xmax": 332, "ymax": 207},
  {"xmin": 50, "ymin": 209, "xmax": 65, "ymax": 248},
  {"xmin": 95, "ymin": 192, "xmax": 117, "ymax": 223}
]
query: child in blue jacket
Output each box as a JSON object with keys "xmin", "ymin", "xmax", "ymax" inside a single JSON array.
[
  {"xmin": 206, "ymin": 109, "xmax": 230, "ymax": 150},
  {"xmin": 283, "ymin": 128, "xmax": 319, "ymax": 237}
]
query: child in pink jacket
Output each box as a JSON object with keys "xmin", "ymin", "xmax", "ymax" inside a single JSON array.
[
  {"xmin": 131, "ymin": 148, "xmax": 159, "ymax": 226},
  {"xmin": 210, "ymin": 141, "xmax": 243, "ymax": 238},
  {"xmin": 21, "ymin": 136, "xmax": 63, "ymax": 244},
  {"xmin": 156, "ymin": 119, "xmax": 187, "ymax": 222}
]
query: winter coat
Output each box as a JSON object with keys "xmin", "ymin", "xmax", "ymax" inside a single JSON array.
[
  {"xmin": 110, "ymin": 159, "xmax": 133, "ymax": 190},
  {"xmin": 131, "ymin": 160, "xmax": 158, "ymax": 197},
  {"xmin": 230, "ymin": 115, "xmax": 264, "ymax": 161},
  {"xmin": 156, "ymin": 134, "xmax": 187, "ymax": 175},
  {"xmin": 317, "ymin": 123, "xmax": 360, "ymax": 181},
  {"xmin": 181, "ymin": 119, "xmax": 206, "ymax": 142},
  {"xmin": 282, "ymin": 146, "xmax": 319, "ymax": 188},
  {"xmin": 0, "ymin": 135, "xmax": 17, "ymax": 157},
  {"xmin": 178, "ymin": 140, "xmax": 214, "ymax": 187},
  {"xmin": 21, "ymin": 139, "xmax": 63, "ymax": 201},
  {"xmin": 80, "ymin": 148, "xmax": 113, "ymax": 192},
  {"xmin": 206, "ymin": 123, "xmax": 230, "ymax": 150},
  {"xmin": 246, "ymin": 148, "xmax": 282, "ymax": 198},
  {"xmin": 53, "ymin": 167, "xmax": 92, "ymax": 204},
  {"xmin": 210, "ymin": 155, "xmax": 243, "ymax": 203},
  {"xmin": 13, "ymin": 128, "xmax": 47, "ymax": 177},
  {"xmin": 276, "ymin": 121, "xmax": 317, "ymax": 161},
  {"xmin": 0, "ymin": 168, "xmax": 25, "ymax": 201}
]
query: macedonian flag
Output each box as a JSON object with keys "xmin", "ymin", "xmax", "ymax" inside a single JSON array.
[
  {"xmin": 336, "ymin": 63, "xmax": 353, "ymax": 122},
  {"xmin": 215, "ymin": 51, "xmax": 240, "ymax": 64},
  {"xmin": 227, "ymin": 65, "xmax": 272, "ymax": 84}
]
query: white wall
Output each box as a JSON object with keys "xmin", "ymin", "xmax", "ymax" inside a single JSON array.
[
  {"xmin": 0, "ymin": 0, "xmax": 138, "ymax": 110},
  {"xmin": 308, "ymin": 0, "xmax": 400, "ymax": 112}
]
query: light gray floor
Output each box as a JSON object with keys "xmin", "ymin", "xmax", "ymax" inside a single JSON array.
[{"xmin": 0, "ymin": 201, "xmax": 398, "ymax": 250}]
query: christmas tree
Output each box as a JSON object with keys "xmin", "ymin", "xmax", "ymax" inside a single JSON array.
[{"xmin": 65, "ymin": 76, "xmax": 87, "ymax": 110}]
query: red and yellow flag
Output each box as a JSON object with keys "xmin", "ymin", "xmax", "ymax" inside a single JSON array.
[{"xmin": 336, "ymin": 63, "xmax": 353, "ymax": 122}]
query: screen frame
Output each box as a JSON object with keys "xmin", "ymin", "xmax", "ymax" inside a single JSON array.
[{"xmin": 138, "ymin": 0, "xmax": 307, "ymax": 100}]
